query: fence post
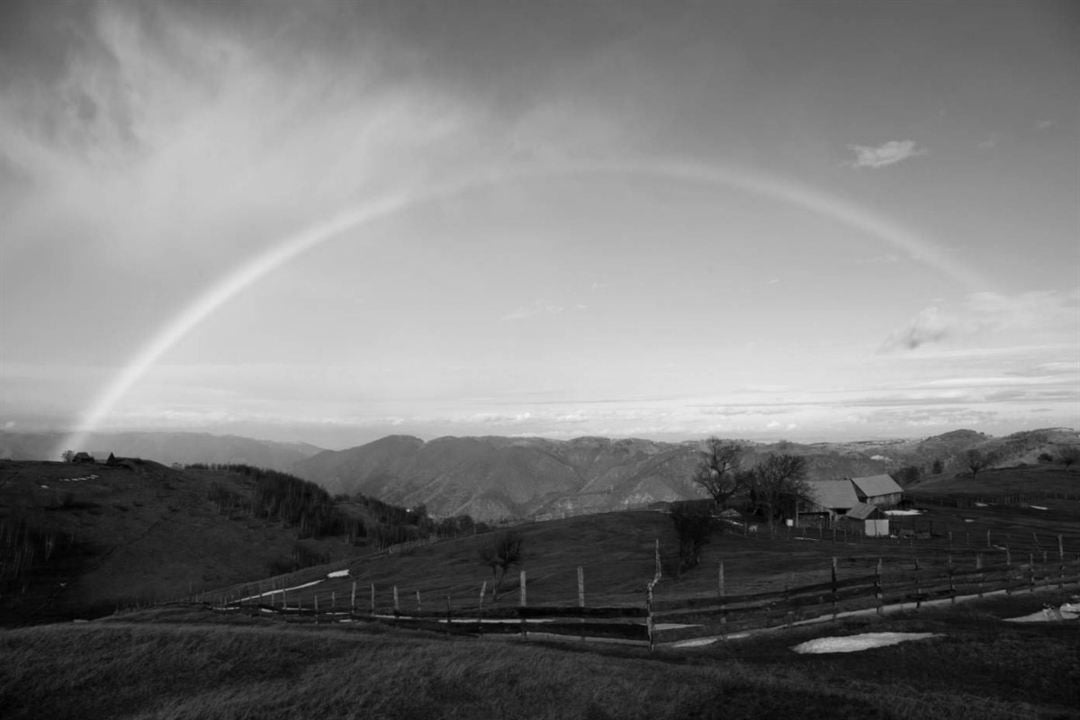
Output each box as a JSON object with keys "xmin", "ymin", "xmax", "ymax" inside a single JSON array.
[
  {"xmin": 875, "ymin": 558, "xmax": 883, "ymax": 616},
  {"xmin": 947, "ymin": 554, "xmax": 955, "ymax": 604},
  {"xmin": 351, "ymin": 581, "xmax": 357, "ymax": 612},
  {"xmin": 416, "ymin": 590, "xmax": 422, "ymax": 615},
  {"xmin": 314, "ymin": 592, "xmax": 319, "ymax": 623},
  {"xmin": 393, "ymin": 585, "xmax": 400, "ymax": 620},
  {"xmin": 332, "ymin": 591, "xmax": 336, "ymax": 610},
  {"xmin": 831, "ymin": 557, "xmax": 838, "ymax": 621},
  {"xmin": 914, "ymin": 556, "xmax": 921, "ymax": 609},
  {"xmin": 1028, "ymin": 553, "xmax": 1035, "ymax": 592},
  {"xmin": 1005, "ymin": 547, "xmax": 1012, "ymax": 595},
  {"xmin": 718, "ymin": 560, "xmax": 727, "ymax": 638},
  {"xmin": 986, "ymin": 529, "xmax": 991, "ymax": 549},
  {"xmin": 445, "ymin": 595, "xmax": 452, "ymax": 634},
  {"xmin": 976, "ymin": 553, "xmax": 983, "ymax": 597},
  {"xmin": 647, "ymin": 582, "xmax": 655, "ymax": 651},
  {"xmin": 478, "ymin": 581, "xmax": 487, "ymax": 636},
  {"xmin": 370, "ymin": 583, "xmax": 376, "ymax": 615},
  {"xmin": 1059, "ymin": 535, "xmax": 1065, "ymax": 590},
  {"xmin": 578, "ymin": 566, "xmax": 586, "ymax": 641},
  {"xmin": 519, "ymin": 570, "xmax": 528, "ymax": 639}
]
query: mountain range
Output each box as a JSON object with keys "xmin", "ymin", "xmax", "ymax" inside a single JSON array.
[{"xmin": 4, "ymin": 427, "xmax": 1077, "ymax": 522}]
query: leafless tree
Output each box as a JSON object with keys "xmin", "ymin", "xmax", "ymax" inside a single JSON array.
[
  {"xmin": 965, "ymin": 449, "xmax": 991, "ymax": 478},
  {"xmin": 690, "ymin": 438, "xmax": 747, "ymax": 510},
  {"xmin": 478, "ymin": 530, "xmax": 524, "ymax": 601}
]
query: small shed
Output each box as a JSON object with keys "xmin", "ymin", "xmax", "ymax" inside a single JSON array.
[
  {"xmin": 844, "ymin": 502, "xmax": 889, "ymax": 537},
  {"xmin": 850, "ymin": 474, "xmax": 904, "ymax": 508}
]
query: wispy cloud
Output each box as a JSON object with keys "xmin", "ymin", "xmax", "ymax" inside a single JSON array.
[
  {"xmin": 848, "ymin": 140, "xmax": 927, "ymax": 169},
  {"xmin": 881, "ymin": 289, "xmax": 1080, "ymax": 353},
  {"xmin": 502, "ymin": 299, "xmax": 566, "ymax": 322}
]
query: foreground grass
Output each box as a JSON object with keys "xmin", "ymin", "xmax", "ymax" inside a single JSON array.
[{"xmin": 2, "ymin": 594, "xmax": 1078, "ymax": 720}]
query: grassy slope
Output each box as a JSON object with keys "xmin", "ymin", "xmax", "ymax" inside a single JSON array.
[
  {"xmin": 910, "ymin": 465, "xmax": 1080, "ymax": 497},
  {"xmin": 0, "ymin": 461, "xmax": 366, "ymax": 621},
  {"xmin": 1, "ymin": 592, "xmax": 1077, "ymax": 720},
  {"xmin": 206, "ymin": 475, "xmax": 1080, "ymax": 613}
]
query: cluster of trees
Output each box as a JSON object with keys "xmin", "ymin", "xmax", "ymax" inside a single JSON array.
[
  {"xmin": 674, "ymin": 438, "xmax": 813, "ymax": 572},
  {"xmin": 197, "ymin": 464, "xmax": 492, "ymax": 549},
  {"xmin": 690, "ymin": 439, "xmax": 811, "ymax": 525},
  {"xmin": 194, "ymin": 464, "xmax": 344, "ymax": 539},
  {"xmin": 343, "ymin": 494, "xmax": 489, "ymax": 549}
]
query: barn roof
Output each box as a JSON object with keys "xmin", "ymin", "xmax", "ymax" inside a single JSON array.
[
  {"xmin": 846, "ymin": 502, "xmax": 886, "ymax": 520},
  {"xmin": 806, "ymin": 480, "xmax": 860, "ymax": 511},
  {"xmin": 851, "ymin": 474, "xmax": 903, "ymax": 498}
]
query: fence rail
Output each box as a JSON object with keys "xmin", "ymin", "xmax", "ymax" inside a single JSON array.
[{"xmin": 201, "ymin": 550, "xmax": 1080, "ymax": 649}]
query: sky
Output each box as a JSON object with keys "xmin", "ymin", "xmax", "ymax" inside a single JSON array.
[{"xmin": 1, "ymin": 0, "xmax": 1077, "ymax": 451}]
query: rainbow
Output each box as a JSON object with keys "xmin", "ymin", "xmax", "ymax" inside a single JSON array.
[{"xmin": 56, "ymin": 158, "xmax": 991, "ymax": 455}]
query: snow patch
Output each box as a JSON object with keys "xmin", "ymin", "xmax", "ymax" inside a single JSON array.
[
  {"xmin": 791, "ymin": 632, "xmax": 941, "ymax": 654},
  {"xmin": 672, "ymin": 637, "xmax": 718, "ymax": 648},
  {"xmin": 974, "ymin": 502, "xmax": 988, "ymax": 507},
  {"xmin": 327, "ymin": 569, "xmax": 350, "ymax": 578},
  {"xmin": 1027, "ymin": 505, "xmax": 1048, "ymax": 511},
  {"xmin": 885, "ymin": 509, "xmax": 922, "ymax": 516},
  {"xmin": 1004, "ymin": 604, "xmax": 1079, "ymax": 623}
]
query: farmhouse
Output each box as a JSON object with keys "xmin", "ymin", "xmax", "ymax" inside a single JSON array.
[
  {"xmin": 802, "ymin": 479, "xmax": 861, "ymax": 527},
  {"xmin": 850, "ymin": 474, "xmax": 904, "ymax": 507}
]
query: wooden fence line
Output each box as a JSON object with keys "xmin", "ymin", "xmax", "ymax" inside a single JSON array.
[{"xmin": 206, "ymin": 552, "xmax": 1080, "ymax": 648}]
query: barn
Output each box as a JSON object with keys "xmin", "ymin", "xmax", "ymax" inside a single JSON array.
[
  {"xmin": 850, "ymin": 474, "xmax": 904, "ymax": 508},
  {"xmin": 803, "ymin": 479, "xmax": 862, "ymax": 527}
]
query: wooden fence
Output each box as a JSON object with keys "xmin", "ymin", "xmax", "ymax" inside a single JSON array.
[
  {"xmin": 207, "ymin": 550, "xmax": 1080, "ymax": 650},
  {"xmin": 650, "ymin": 552, "xmax": 1080, "ymax": 646}
]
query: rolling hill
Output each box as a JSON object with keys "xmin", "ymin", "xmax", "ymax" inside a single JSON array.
[
  {"xmin": 0, "ymin": 430, "xmax": 325, "ymax": 469},
  {"xmin": 0, "ymin": 459, "xmax": 373, "ymax": 624}
]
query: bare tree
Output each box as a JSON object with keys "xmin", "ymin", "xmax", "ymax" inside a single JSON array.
[
  {"xmin": 746, "ymin": 453, "xmax": 811, "ymax": 527},
  {"xmin": 478, "ymin": 530, "xmax": 524, "ymax": 601},
  {"xmin": 965, "ymin": 449, "xmax": 991, "ymax": 479},
  {"xmin": 61, "ymin": 450, "xmax": 74, "ymax": 463},
  {"xmin": 690, "ymin": 438, "xmax": 746, "ymax": 510}
]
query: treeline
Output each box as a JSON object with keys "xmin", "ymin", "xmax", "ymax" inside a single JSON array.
[
  {"xmin": 192, "ymin": 464, "xmax": 342, "ymax": 539},
  {"xmin": 193, "ymin": 464, "xmax": 488, "ymax": 548},
  {"xmin": 341, "ymin": 495, "xmax": 491, "ymax": 549}
]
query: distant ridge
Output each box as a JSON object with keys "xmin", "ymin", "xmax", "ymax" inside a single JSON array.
[{"xmin": 293, "ymin": 428, "xmax": 1079, "ymax": 521}]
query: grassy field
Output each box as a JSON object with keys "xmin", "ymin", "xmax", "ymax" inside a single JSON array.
[
  {"xmin": 203, "ymin": 489, "xmax": 1080, "ymax": 616},
  {"xmin": 1, "ymin": 591, "xmax": 1077, "ymax": 720}
]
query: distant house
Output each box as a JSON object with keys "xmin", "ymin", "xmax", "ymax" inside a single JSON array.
[
  {"xmin": 850, "ymin": 474, "xmax": 904, "ymax": 508},
  {"xmin": 843, "ymin": 502, "xmax": 889, "ymax": 537},
  {"xmin": 803, "ymin": 479, "xmax": 862, "ymax": 526}
]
